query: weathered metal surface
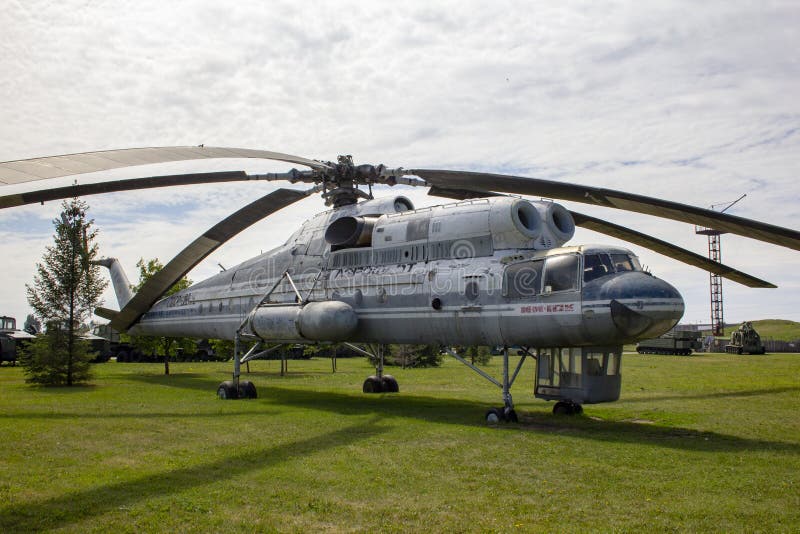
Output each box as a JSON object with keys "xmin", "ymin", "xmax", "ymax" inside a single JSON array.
[{"xmin": 122, "ymin": 196, "xmax": 685, "ymax": 348}]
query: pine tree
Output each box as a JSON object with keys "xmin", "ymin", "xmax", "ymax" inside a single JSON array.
[{"xmin": 23, "ymin": 199, "xmax": 107, "ymax": 385}]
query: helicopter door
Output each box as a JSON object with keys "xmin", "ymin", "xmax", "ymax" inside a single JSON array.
[
  {"xmin": 540, "ymin": 254, "xmax": 581, "ymax": 327},
  {"xmin": 455, "ymin": 272, "xmax": 500, "ymax": 345}
]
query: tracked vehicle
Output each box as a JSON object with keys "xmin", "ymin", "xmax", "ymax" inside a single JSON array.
[
  {"xmin": 636, "ymin": 328, "xmax": 703, "ymax": 355},
  {"xmin": 725, "ymin": 321, "xmax": 766, "ymax": 354}
]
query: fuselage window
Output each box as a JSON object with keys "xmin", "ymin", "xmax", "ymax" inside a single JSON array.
[
  {"xmin": 611, "ymin": 253, "xmax": 637, "ymax": 273},
  {"xmin": 543, "ymin": 254, "xmax": 580, "ymax": 293},
  {"xmin": 503, "ymin": 260, "xmax": 544, "ymax": 298},
  {"xmin": 307, "ymin": 232, "xmax": 327, "ymax": 256},
  {"xmin": 583, "ymin": 253, "xmax": 615, "ymax": 283}
]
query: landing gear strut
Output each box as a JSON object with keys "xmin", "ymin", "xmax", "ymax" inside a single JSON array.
[
  {"xmin": 446, "ymin": 346, "xmax": 527, "ymax": 424},
  {"xmin": 216, "ymin": 328, "xmax": 285, "ymax": 399},
  {"xmin": 217, "ymin": 270, "xmax": 311, "ymax": 399}
]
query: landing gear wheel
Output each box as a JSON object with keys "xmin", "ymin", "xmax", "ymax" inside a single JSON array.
[
  {"xmin": 381, "ymin": 374, "xmax": 399, "ymax": 393},
  {"xmin": 485, "ymin": 407, "xmax": 517, "ymax": 423},
  {"xmin": 362, "ymin": 376, "xmax": 384, "ymax": 394},
  {"xmin": 485, "ymin": 408, "xmax": 503, "ymax": 423},
  {"xmin": 238, "ymin": 380, "xmax": 257, "ymax": 399},
  {"xmin": 553, "ymin": 401, "xmax": 582, "ymax": 415},
  {"xmin": 217, "ymin": 380, "xmax": 238, "ymax": 400},
  {"xmin": 553, "ymin": 402, "xmax": 570, "ymax": 415}
]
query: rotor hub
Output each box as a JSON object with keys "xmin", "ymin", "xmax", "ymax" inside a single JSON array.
[{"xmin": 319, "ymin": 155, "xmax": 379, "ymax": 207}]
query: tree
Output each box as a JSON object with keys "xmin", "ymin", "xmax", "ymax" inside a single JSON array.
[
  {"xmin": 386, "ymin": 344, "xmax": 443, "ymax": 368},
  {"xmin": 210, "ymin": 338, "xmax": 236, "ymax": 360},
  {"xmin": 23, "ymin": 199, "xmax": 107, "ymax": 385},
  {"xmin": 466, "ymin": 346, "xmax": 492, "ymax": 366},
  {"xmin": 124, "ymin": 258, "xmax": 193, "ymax": 371},
  {"xmin": 410, "ymin": 344, "xmax": 443, "ymax": 367},
  {"xmin": 19, "ymin": 324, "xmax": 95, "ymax": 385}
]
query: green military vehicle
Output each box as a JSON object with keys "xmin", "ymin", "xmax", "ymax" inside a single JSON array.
[
  {"xmin": 1, "ymin": 316, "xmax": 35, "ymax": 365},
  {"xmin": 636, "ymin": 328, "xmax": 703, "ymax": 355},
  {"xmin": 725, "ymin": 321, "xmax": 766, "ymax": 354}
]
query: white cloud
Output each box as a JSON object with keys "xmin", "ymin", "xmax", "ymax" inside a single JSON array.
[{"xmin": 1, "ymin": 0, "xmax": 798, "ymax": 327}]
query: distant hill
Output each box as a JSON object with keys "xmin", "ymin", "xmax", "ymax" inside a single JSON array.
[{"xmin": 717, "ymin": 319, "xmax": 800, "ymax": 341}]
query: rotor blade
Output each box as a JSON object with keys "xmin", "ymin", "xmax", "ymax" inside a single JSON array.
[
  {"xmin": 426, "ymin": 185, "xmax": 501, "ymax": 200},
  {"xmin": 0, "ymin": 169, "xmax": 315, "ymax": 209},
  {"xmin": 570, "ymin": 210, "xmax": 776, "ymax": 288},
  {"xmin": 109, "ymin": 187, "xmax": 308, "ymax": 331},
  {"xmin": 412, "ymin": 169, "xmax": 800, "ymax": 251},
  {"xmin": 0, "ymin": 171, "xmax": 246, "ymax": 209},
  {"xmin": 0, "ymin": 146, "xmax": 330, "ymax": 186}
]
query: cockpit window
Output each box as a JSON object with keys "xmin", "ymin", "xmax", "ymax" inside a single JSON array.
[
  {"xmin": 543, "ymin": 254, "xmax": 580, "ymax": 292},
  {"xmin": 611, "ymin": 253, "xmax": 637, "ymax": 273},
  {"xmin": 583, "ymin": 253, "xmax": 615, "ymax": 283},
  {"xmin": 504, "ymin": 260, "xmax": 544, "ymax": 298}
]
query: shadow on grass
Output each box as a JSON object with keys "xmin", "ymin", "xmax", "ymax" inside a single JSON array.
[
  {"xmin": 516, "ymin": 412, "xmax": 800, "ymax": 454},
  {"xmin": 127, "ymin": 372, "xmax": 224, "ymax": 393},
  {"xmin": 621, "ymin": 386, "xmax": 800, "ymax": 403},
  {"xmin": 124, "ymin": 372, "xmax": 800, "ymax": 455},
  {"xmin": 259, "ymin": 386, "xmax": 800, "ymax": 455},
  {"xmin": 129, "ymin": 371, "xmax": 330, "ymax": 394},
  {"xmin": 25, "ymin": 383, "xmax": 99, "ymax": 393},
  {"xmin": 0, "ymin": 418, "xmax": 387, "ymax": 531},
  {"xmin": 0, "ymin": 409, "xmax": 276, "ymax": 420}
]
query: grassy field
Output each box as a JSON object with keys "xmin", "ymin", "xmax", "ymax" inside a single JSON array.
[{"xmin": 0, "ymin": 353, "xmax": 798, "ymax": 533}]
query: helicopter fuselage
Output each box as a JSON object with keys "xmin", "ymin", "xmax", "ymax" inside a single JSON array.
[{"xmin": 127, "ymin": 195, "xmax": 685, "ymax": 348}]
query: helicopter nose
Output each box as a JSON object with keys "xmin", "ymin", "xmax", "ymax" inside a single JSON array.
[{"xmin": 598, "ymin": 272, "xmax": 685, "ymax": 340}]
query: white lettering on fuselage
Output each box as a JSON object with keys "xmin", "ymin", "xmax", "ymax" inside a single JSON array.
[{"xmin": 520, "ymin": 303, "xmax": 577, "ymax": 314}]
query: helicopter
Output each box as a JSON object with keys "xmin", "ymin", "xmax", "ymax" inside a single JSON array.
[{"xmin": 2, "ymin": 147, "xmax": 798, "ymax": 421}]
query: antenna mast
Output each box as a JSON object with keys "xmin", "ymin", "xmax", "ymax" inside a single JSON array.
[{"xmin": 695, "ymin": 194, "xmax": 746, "ymax": 336}]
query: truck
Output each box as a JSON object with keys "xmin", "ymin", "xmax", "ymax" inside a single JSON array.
[
  {"xmin": 636, "ymin": 328, "xmax": 703, "ymax": 355},
  {"xmin": 89, "ymin": 323, "xmax": 143, "ymax": 362},
  {"xmin": 0, "ymin": 316, "xmax": 35, "ymax": 365},
  {"xmin": 725, "ymin": 321, "xmax": 766, "ymax": 354}
]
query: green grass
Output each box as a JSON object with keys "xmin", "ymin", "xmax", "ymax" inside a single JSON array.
[{"xmin": 1, "ymin": 354, "xmax": 798, "ymax": 532}]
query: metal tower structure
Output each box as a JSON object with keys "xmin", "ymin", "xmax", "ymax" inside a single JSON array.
[{"xmin": 695, "ymin": 194, "xmax": 746, "ymax": 336}]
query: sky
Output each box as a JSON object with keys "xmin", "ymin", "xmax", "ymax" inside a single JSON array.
[{"xmin": 1, "ymin": 0, "xmax": 798, "ymax": 328}]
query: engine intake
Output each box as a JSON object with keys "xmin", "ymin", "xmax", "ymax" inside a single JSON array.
[
  {"xmin": 325, "ymin": 216, "xmax": 378, "ymax": 248},
  {"xmin": 533, "ymin": 202, "xmax": 575, "ymax": 248}
]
